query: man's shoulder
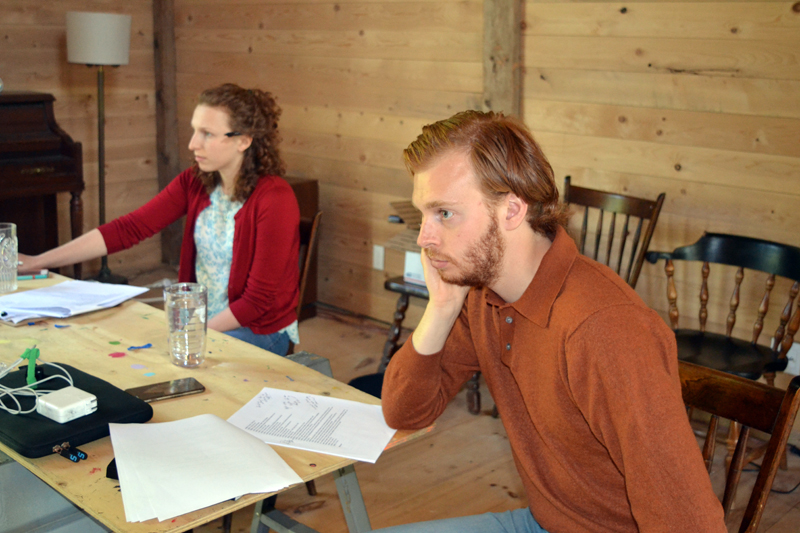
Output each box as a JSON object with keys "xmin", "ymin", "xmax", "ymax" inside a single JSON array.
[{"xmin": 557, "ymin": 255, "xmax": 651, "ymax": 321}]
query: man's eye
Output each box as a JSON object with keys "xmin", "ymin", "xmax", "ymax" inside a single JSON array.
[{"xmin": 440, "ymin": 210, "xmax": 453, "ymax": 220}]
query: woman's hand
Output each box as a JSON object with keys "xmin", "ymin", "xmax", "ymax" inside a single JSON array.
[{"xmin": 17, "ymin": 253, "xmax": 44, "ymax": 275}]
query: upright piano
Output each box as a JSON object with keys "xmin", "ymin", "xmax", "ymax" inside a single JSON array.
[{"xmin": 0, "ymin": 91, "xmax": 84, "ymax": 279}]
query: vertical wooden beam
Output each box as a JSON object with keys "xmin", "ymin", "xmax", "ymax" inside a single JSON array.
[
  {"xmin": 153, "ymin": 0, "xmax": 182, "ymax": 266},
  {"xmin": 483, "ymin": 0, "xmax": 523, "ymax": 118}
]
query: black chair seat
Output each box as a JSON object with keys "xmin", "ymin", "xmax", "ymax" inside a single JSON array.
[
  {"xmin": 675, "ymin": 329, "xmax": 787, "ymax": 380},
  {"xmin": 348, "ymin": 373, "xmax": 383, "ymax": 399}
]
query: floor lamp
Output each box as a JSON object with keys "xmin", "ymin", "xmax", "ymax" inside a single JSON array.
[{"xmin": 66, "ymin": 11, "xmax": 132, "ymax": 284}]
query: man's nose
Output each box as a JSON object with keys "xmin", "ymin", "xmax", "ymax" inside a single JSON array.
[{"xmin": 417, "ymin": 218, "xmax": 438, "ymax": 249}]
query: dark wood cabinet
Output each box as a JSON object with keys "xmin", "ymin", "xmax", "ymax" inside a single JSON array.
[{"xmin": 0, "ymin": 91, "xmax": 85, "ymax": 278}]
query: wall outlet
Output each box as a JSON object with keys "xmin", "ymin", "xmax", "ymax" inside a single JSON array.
[
  {"xmin": 785, "ymin": 342, "xmax": 800, "ymax": 376},
  {"xmin": 372, "ymin": 244, "xmax": 385, "ymax": 271}
]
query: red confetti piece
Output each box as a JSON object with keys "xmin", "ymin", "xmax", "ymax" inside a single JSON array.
[{"xmin": 109, "ymin": 352, "xmax": 126, "ymax": 358}]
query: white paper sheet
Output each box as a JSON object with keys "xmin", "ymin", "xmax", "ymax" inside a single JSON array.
[
  {"xmin": 0, "ymin": 280, "xmax": 148, "ymax": 323},
  {"xmin": 109, "ymin": 414, "xmax": 303, "ymax": 522},
  {"xmin": 227, "ymin": 387, "xmax": 397, "ymax": 463}
]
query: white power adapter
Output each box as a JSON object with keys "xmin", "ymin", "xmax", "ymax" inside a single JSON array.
[{"xmin": 36, "ymin": 386, "xmax": 98, "ymax": 424}]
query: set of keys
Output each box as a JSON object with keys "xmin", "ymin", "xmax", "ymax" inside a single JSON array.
[{"xmin": 52, "ymin": 442, "xmax": 88, "ymax": 463}]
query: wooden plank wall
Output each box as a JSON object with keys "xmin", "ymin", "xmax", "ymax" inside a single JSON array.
[
  {"xmin": 523, "ymin": 0, "xmax": 800, "ymax": 340},
  {"xmin": 0, "ymin": 1, "xmax": 161, "ymax": 279},
  {"xmin": 172, "ymin": 0, "xmax": 484, "ymax": 325},
  {"xmin": 3, "ymin": 0, "xmax": 798, "ymax": 341}
]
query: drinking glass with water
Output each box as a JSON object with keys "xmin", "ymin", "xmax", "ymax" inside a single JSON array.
[
  {"xmin": 0, "ymin": 223, "xmax": 18, "ymax": 294},
  {"xmin": 164, "ymin": 283, "xmax": 207, "ymax": 368}
]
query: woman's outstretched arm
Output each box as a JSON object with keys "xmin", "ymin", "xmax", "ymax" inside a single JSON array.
[{"xmin": 17, "ymin": 229, "xmax": 108, "ymax": 274}]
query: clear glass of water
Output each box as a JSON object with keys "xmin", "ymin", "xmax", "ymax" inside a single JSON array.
[
  {"xmin": 164, "ymin": 283, "xmax": 207, "ymax": 368},
  {"xmin": 0, "ymin": 223, "xmax": 18, "ymax": 294}
]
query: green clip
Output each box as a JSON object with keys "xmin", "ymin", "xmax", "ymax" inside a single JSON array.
[{"xmin": 20, "ymin": 346, "xmax": 40, "ymax": 389}]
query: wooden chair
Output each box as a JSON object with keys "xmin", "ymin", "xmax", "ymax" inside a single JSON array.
[
  {"xmin": 563, "ymin": 175, "xmax": 665, "ymax": 289},
  {"xmin": 645, "ymin": 233, "xmax": 800, "ymax": 384},
  {"xmin": 679, "ymin": 360, "xmax": 800, "ymax": 531},
  {"xmin": 287, "ymin": 210, "xmax": 322, "ymax": 355},
  {"xmin": 646, "ymin": 232, "xmax": 800, "ymax": 474}
]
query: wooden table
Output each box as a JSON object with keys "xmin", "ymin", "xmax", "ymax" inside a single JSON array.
[{"xmin": 0, "ymin": 277, "xmax": 425, "ymax": 533}]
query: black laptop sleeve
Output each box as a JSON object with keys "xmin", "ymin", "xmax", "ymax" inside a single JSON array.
[{"xmin": 0, "ymin": 363, "xmax": 153, "ymax": 458}]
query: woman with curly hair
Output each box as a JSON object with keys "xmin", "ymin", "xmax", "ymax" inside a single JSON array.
[{"xmin": 18, "ymin": 84, "xmax": 301, "ymax": 356}]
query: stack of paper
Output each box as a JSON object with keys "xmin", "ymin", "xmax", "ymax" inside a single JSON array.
[
  {"xmin": 227, "ymin": 386, "xmax": 397, "ymax": 463},
  {"xmin": 110, "ymin": 414, "xmax": 303, "ymax": 522},
  {"xmin": 0, "ymin": 280, "xmax": 148, "ymax": 323}
]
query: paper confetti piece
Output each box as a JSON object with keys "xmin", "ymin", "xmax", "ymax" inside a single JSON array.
[
  {"xmin": 109, "ymin": 352, "xmax": 126, "ymax": 358},
  {"xmin": 143, "ymin": 372, "xmax": 156, "ymax": 377},
  {"xmin": 109, "ymin": 341, "xmax": 121, "ymax": 345},
  {"xmin": 128, "ymin": 343, "xmax": 152, "ymax": 351},
  {"xmin": 286, "ymin": 375, "xmax": 295, "ymax": 382},
  {"xmin": 131, "ymin": 364, "xmax": 146, "ymax": 369},
  {"xmin": 54, "ymin": 324, "xmax": 70, "ymax": 329},
  {"xmin": 27, "ymin": 322, "xmax": 35, "ymax": 326}
]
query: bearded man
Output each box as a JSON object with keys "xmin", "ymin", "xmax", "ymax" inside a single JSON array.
[{"xmin": 377, "ymin": 111, "xmax": 727, "ymax": 533}]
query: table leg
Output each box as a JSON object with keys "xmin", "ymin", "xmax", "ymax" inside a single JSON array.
[
  {"xmin": 70, "ymin": 190, "xmax": 83, "ymax": 280},
  {"xmin": 379, "ymin": 293, "xmax": 409, "ymax": 372},
  {"xmin": 334, "ymin": 465, "xmax": 371, "ymax": 532}
]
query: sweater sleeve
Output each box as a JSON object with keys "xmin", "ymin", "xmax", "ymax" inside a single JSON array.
[
  {"xmin": 227, "ymin": 180, "xmax": 299, "ymax": 329},
  {"xmin": 381, "ymin": 304, "xmax": 481, "ymax": 430},
  {"xmin": 98, "ymin": 170, "xmax": 193, "ymax": 254},
  {"xmin": 566, "ymin": 306, "xmax": 727, "ymax": 533}
]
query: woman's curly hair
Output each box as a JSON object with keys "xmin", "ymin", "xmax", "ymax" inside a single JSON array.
[{"xmin": 193, "ymin": 84, "xmax": 285, "ymax": 202}]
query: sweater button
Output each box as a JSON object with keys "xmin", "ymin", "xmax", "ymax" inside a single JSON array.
[
  {"xmin": 505, "ymin": 316, "xmax": 513, "ymax": 324},
  {"xmin": 506, "ymin": 343, "xmax": 511, "ymax": 350}
]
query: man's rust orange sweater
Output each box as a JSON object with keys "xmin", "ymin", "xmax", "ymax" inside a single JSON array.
[{"xmin": 382, "ymin": 226, "xmax": 726, "ymax": 533}]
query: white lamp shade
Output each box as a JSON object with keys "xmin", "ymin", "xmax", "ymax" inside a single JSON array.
[{"xmin": 66, "ymin": 12, "xmax": 132, "ymax": 66}]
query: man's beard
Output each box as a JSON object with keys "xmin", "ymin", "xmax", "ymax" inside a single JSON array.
[{"xmin": 426, "ymin": 216, "xmax": 505, "ymax": 288}]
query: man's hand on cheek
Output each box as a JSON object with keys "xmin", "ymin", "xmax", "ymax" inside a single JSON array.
[{"xmin": 420, "ymin": 250, "xmax": 469, "ymax": 311}]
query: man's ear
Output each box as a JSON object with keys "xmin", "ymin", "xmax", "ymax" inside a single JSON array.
[{"xmin": 502, "ymin": 193, "xmax": 529, "ymax": 231}]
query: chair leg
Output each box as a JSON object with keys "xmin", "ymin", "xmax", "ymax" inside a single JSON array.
[
  {"xmin": 222, "ymin": 511, "xmax": 233, "ymax": 533},
  {"xmin": 725, "ymin": 421, "xmax": 741, "ymax": 470},
  {"xmin": 379, "ymin": 294, "xmax": 409, "ymax": 372},
  {"xmin": 305, "ymin": 480, "xmax": 317, "ymax": 495},
  {"xmin": 466, "ymin": 372, "xmax": 481, "ymax": 415}
]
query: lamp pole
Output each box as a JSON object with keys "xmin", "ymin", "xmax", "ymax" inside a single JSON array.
[
  {"xmin": 66, "ymin": 11, "xmax": 131, "ymax": 284},
  {"xmin": 92, "ymin": 64, "xmax": 127, "ymax": 284}
]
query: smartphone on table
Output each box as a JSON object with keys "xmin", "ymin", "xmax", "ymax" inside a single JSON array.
[{"xmin": 124, "ymin": 377, "xmax": 205, "ymax": 403}]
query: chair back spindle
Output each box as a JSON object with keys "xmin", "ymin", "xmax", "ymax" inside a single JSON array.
[
  {"xmin": 700, "ymin": 262, "xmax": 710, "ymax": 332},
  {"xmin": 775, "ymin": 282, "xmax": 799, "ymax": 349},
  {"xmin": 753, "ymin": 274, "xmax": 774, "ymax": 345},
  {"xmin": 725, "ymin": 268, "xmax": 743, "ymax": 336}
]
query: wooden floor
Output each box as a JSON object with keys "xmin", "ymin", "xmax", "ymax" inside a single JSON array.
[{"xmin": 124, "ymin": 267, "xmax": 800, "ymax": 533}]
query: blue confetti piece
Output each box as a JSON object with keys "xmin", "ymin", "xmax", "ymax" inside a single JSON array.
[
  {"xmin": 286, "ymin": 375, "xmax": 295, "ymax": 382},
  {"xmin": 143, "ymin": 372, "xmax": 156, "ymax": 377},
  {"xmin": 54, "ymin": 324, "xmax": 70, "ymax": 329},
  {"xmin": 27, "ymin": 322, "xmax": 35, "ymax": 326},
  {"xmin": 128, "ymin": 343, "xmax": 153, "ymax": 351}
]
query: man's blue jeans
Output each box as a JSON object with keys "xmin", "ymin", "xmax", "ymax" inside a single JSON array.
[
  {"xmin": 224, "ymin": 327, "xmax": 291, "ymax": 356},
  {"xmin": 371, "ymin": 508, "xmax": 549, "ymax": 533}
]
